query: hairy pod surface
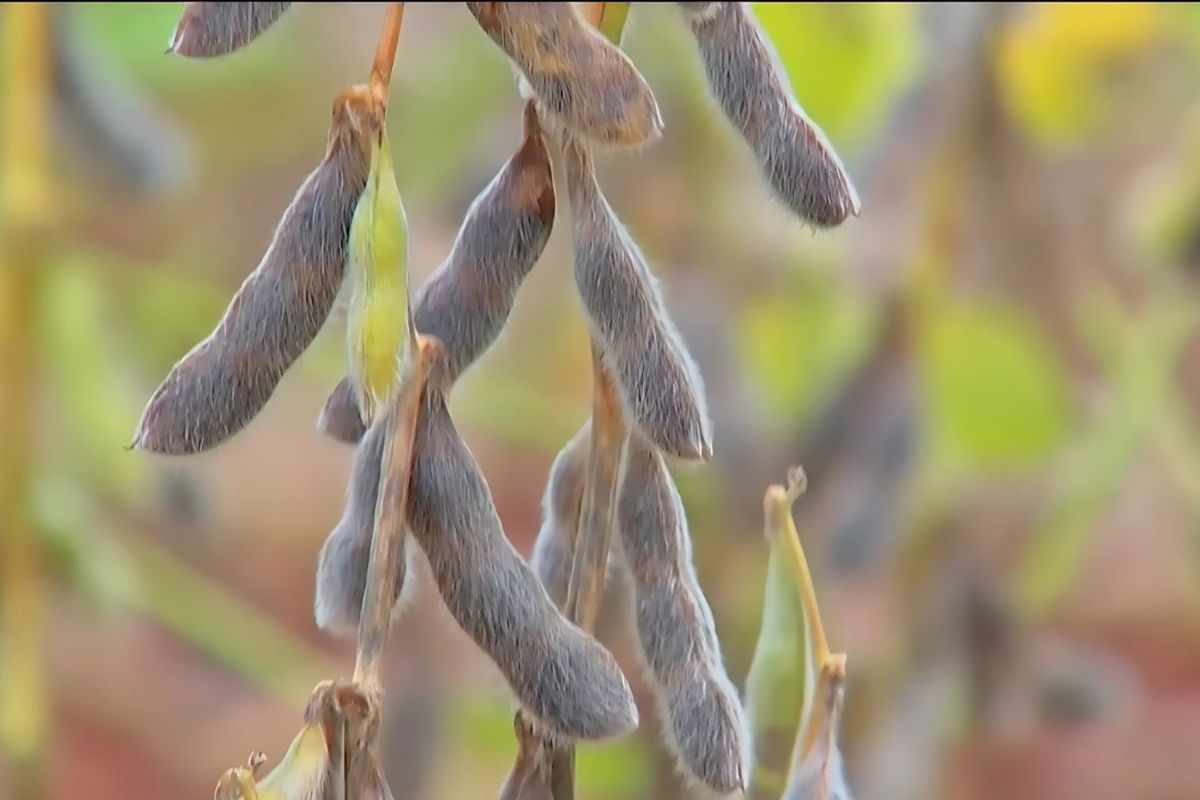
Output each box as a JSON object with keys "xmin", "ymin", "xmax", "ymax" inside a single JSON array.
[
  {"xmin": 564, "ymin": 139, "xmax": 712, "ymax": 462},
  {"xmin": 313, "ymin": 421, "xmax": 413, "ymax": 637},
  {"xmin": 618, "ymin": 435, "xmax": 747, "ymax": 794},
  {"xmin": 407, "ymin": 359, "xmax": 637, "ymax": 741},
  {"xmin": 133, "ymin": 88, "xmax": 377, "ymax": 455},
  {"xmin": 680, "ymin": 2, "xmax": 860, "ymax": 227},
  {"xmin": 319, "ymin": 100, "xmax": 555, "ymax": 444},
  {"xmin": 531, "ymin": 423, "xmax": 633, "ymax": 618},
  {"xmin": 530, "ymin": 424, "xmax": 591, "ymax": 607},
  {"xmin": 317, "ymin": 378, "xmax": 367, "ymax": 445},
  {"xmin": 466, "ymin": 2, "xmax": 662, "ymax": 147},
  {"xmin": 169, "ymin": 2, "xmax": 291, "ymax": 58}
]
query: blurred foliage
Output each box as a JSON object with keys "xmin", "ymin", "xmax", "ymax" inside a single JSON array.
[
  {"xmin": 996, "ymin": 3, "xmax": 1164, "ymax": 148},
  {"xmin": 738, "ymin": 268, "xmax": 875, "ymax": 433},
  {"xmin": 918, "ymin": 299, "xmax": 1069, "ymax": 471}
]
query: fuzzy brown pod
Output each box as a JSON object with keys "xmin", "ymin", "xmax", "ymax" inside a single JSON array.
[
  {"xmin": 531, "ymin": 423, "xmax": 631, "ymax": 617},
  {"xmin": 466, "ymin": 2, "xmax": 663, "ymax": 147},
  {"xmin": 317, "ymin": 378, "xmax": 367, "ymax": 445},
  {"xmin": 169, "ymin": 2, "xmax": 291, "ymax": 58},
  {"xmin": 679, "ymin": 2, "xmax": 860, "ymax": 228},
  {"xmin": 618, "ymin": 434, "xmax": 747, "ymax": 794},
  {"xmin": 529, "ymin": 424, "xmax": 591, "ymax": 607},
  {"xmin": 313, "ymin": 420, "xmax": 417, "ymax": 637},
  {"xmin": 406, "ymin": 354, "xmax": 637, "ymax": 741},
  {"xmin": 564, "ymin": 139, "xmax": 712, "ymax": 462},
  {"xmin": 319, "ymin": 100, "xmax": 556, "ymax": 445},
  {"xmin": 133, "ymin": 87, "xmax": 377, "ymax": 455}
]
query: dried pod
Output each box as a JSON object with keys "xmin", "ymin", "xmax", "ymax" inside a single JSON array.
[
  {"xmin": 466, "ymin": 2, "xmax": 662, "ymax": 147},
  {"xmin": 133, "ymin": 87, "xmax": 377, "ymax": 455},
  {"xmin": 530, "ymin": 424, "xmax": 591, "ymax": 607},
  {"xmin": 319, "ymin": 100, "xmax": 555, "ymax": 443},
  {"xmin": 564, "ymin": 139, "xmax": 712, "ymax": 462},
  {"xmin": 407, "ymin": 359, "xmax": 637, "ymax": 741},
  {"xmin": 531, "ymin": 423, "xmax": 633, "ymax": 617},
  {"xmin": 679, "ymin": 2, "xmax": 860, "ymax": 227},
  {"xmin": 313, "ymin": 421, "xmax": 415, "ymax": 637},
  {"xmin": 618, "ymin": 434, "xmax": 747, "ymax": 794},
  {"xmin": 170, "ymin": 2, "xmax": 291, "ymax": 58},
  {"xmin": 317, "ymin": 378, "xmax": 367, "ymax": 445}
]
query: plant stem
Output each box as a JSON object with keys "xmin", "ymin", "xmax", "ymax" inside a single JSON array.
[
  {"xmin": 543, "ymin": 345, "xmax": 627, "ymax": 800},
  {"xmin": 369, "ymin": 2, "xmax": 405, "ymax": 110},
  {"xmin": 0, "ymin": 5, "xmax": 50, "ymax": 799},
  {"xmin": 353, "ymin": 336, "xmax": 435, "ymax": 693},
  {"xmin": 563, "ymin": 345, "xmax": 627, "ymax": 629},
  {"xmin": 534, "ymin": 7, "xmax": 638, "ymax": 799}
]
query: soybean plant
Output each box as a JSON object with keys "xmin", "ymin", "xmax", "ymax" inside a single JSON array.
[{"xmin": 131, "ymin": 3, "xmax": 861, "ymax": 800}]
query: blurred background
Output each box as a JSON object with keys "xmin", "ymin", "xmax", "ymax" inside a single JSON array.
[{"xmin": 3, "ymin": 2, "xmax": 1200, "ymax": 798}]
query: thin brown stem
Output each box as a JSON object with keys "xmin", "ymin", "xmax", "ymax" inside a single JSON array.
[
  {"xmin": 530, "ymin": 6, "xmax": 640, "ymax": 798},
  {"xmin": 369, "ymin": 2, "xmax": 404, "ymax": 111},
  {"xmin": 543, "ymin": 343, "xmax": 626, "ymax": 800},
  {"xmin": 564, "ymin": 343, "xmax": 627, "ymax": 628},
  {"xmin": 353, "ymin": 335, "xmax": 435, "ymax": 692}
]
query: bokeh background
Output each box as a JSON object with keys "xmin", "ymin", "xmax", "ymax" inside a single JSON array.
[{"xmin": 3, "ymin": 3, "xmax": 1200, "ymax": 799}]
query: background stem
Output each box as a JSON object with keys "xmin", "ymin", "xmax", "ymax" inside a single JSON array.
[{"xmin": 1, "ymin": 5, "xmax": 50, "ymax": 800}]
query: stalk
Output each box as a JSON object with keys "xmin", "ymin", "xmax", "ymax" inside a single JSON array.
[
  {"xmin": 0, "ymin": 5, "xmax": 51, "ymax": 799},
  {"xmin": 542, "ymin": 6, "xmax": 633, "ymax": 798}
]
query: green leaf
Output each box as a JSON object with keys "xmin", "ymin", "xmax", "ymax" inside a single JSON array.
[
  {"xmin": 919, "ymin": 301, "xmax": 1070, "ymax": 470},
  {"xmin": 752, "ymin": 2, "xmax": 920, "ymax": 146}
]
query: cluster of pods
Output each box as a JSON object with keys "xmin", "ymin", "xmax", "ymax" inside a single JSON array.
[{"xmin": 136, "ymin": 4, "xmax": 858, "ymax": 800}]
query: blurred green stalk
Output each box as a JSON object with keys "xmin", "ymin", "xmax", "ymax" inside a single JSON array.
[
  {"xmin": 1016, "ymin": 286, "xmax": 1200, "ymax": 619},
  {"xmin": 1, "ymin": 5, "xmax": 51, "ymax": 798}
]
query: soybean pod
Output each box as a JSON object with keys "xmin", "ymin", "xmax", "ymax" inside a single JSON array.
[
  {"xmin": 319, "ymin": 100, "xmax": 555, "ymax": 444},
  {"xmin": 466, "ymin": 2, "xmax": 662, "ymax": 147},
  {"xmin": 169, "ymin": 2, "xmax": 291, "ymax": 58},
  {"xmin": 564, "ymin": 137, "xmax": 712, "ymax": 462},
  {"xmin": 134, "ymin": 87, "xmax": 377, "ymax": 455},
  {"xmin": 679, "ymin": 2, "xmax": 860, "ymax": 227},
  {"xmin": 617, "ymin": 434, "xmax": 747, "ymax": 794},
  {"xmin": 407, "ymin": 356, "xmax": 637, "ymax": 741}
]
